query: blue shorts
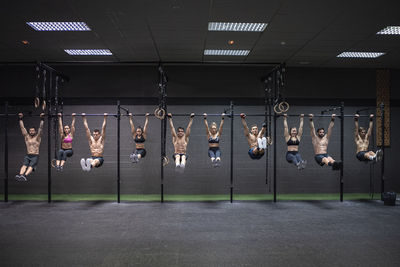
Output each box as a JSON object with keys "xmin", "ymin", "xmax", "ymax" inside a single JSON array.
[
  {"xmin": 356, "ymin": 151, "xmax": 368, "ymax": 161},
  {"xmin": 135, "ymin": 149, "xmax": 147, "ymax": 158},
  {"xmin": 208, "ymin": 147, "xmax": 221, "ymax": 158},
  {"xmin": 314, "ymin": 153, "xmax": 329, "ymax": 166},
  {"xmin": 91, "ymin": 156, "xmax": 104, "ymax": 168},
  {"xmin": 248, "ymin": 147, "xmax": 264, "ymax": 160}
]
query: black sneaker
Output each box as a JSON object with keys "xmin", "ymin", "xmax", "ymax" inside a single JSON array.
[{"xmin": 15, "ymin": 174, "xmax": 21, "ymax": 181}]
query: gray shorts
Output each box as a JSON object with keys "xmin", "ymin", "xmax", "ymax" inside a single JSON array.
[{"xmin": 23, "ymin": 154, "xmax": 39, "ymax": 169}]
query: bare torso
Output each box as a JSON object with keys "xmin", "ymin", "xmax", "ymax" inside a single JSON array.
[
  {"xmin": 355, "ymin": 136, "xmax": 369, "ymax": 153},
  {"xmin": 312, "ymin": 136, "xmax": 329, "ymax": 154},
  {"xmin": 25, "ymin": 135, "xmax": 41, "ymax": 155},
  {"xmin": 90, "ymin": 136, "xmax": 104, "ymax": 157},
  {"xmin": 247, "ymin": 134, "xmax": 258, "ymax": 148},
  {"xmin": 173, "ymin": 135, "xmax": 188, "ymax": 154}
]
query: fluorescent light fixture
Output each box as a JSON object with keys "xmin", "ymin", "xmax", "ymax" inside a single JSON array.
[
  {"xmin": 208, "ymin": 22, "xmax": 267, "ymax": 32},
  {"xmin": 204, "ymin": 49, "xmax": 250, "ymax": 56},
  {"xmin": 64, "ymin": 49, "xmax": 112, "ymax": 56},
  {"xmin": 337, "ymin": 52, "xmax": 385, "ymax": 58},
  {"xmin": 376, "ymin": 26, "xmax": 400, "ymax": 35},
  {"xmin": 27, "ymin": 22, "xmax": 91, "ymax": 31}
]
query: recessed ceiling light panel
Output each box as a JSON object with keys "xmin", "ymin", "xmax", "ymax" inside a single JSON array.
[
  {"xmin": 377, "ymin": 26, "xmax": 400, "ymax": 35},
  {"xmin": 27, "ymin": 22, "xmax": 91, "ymax": 31},
  {"xmin": 337, "ymin": 52, "xmax": 385, "ymax": 58},
  {"xmin": 208, "ymin": 22, "xmax": 267, "ymax": 32},
  {"xmin": 64, "ymin": 49, "xmax": 112, "ymax": 56},
  {"xmin": 204, "ymin": 49, "xmax": 250, "ymax": 56}
]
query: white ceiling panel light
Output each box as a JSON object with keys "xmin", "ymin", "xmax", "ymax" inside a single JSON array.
[
  {"xmin": 27, "ymin": 22, "xmax": 91, "ymax": 31},
  {"xmin": 337, "ymin": 52, "xmax": 385, "ymax": 58},
  {"xmin": 64, "ymin": 49, "xmax": 112, "ymax": 56},
  {"xmin": 204, "ymin": 49, "xmax": 250, "ymax": 56},
  {"xmin": 208, "ymin": 22, "xmax": 267, "ymax": 32},
  {"xmin": 376, "ymin": 26, "xmax": 400, "ymax": 35}
]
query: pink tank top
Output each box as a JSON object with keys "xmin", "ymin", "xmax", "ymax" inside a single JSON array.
[{"xmin": 63, "ymin": 134, "xmax": 73, "ymax": 143}]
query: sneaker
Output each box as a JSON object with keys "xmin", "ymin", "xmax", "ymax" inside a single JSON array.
[
  {"xmin": 301, "ymin": 160, "xmax": 307, "ymax": 170},
  {"xmin": 80, "ymin": 158, "xmax": 87, "ymax": 171},
  {"xmin": 59, "ymin": 166, "xmax": 64, "ymax": 172},
  {"xmin": 296, "ymin": 162, "xmax": 301, "ymax": 170},
  {"xmin": 261, "ymin": 137, "xmax": 267, "ymax": 149},
  {"xmin": 257, "ymin": 138, "xmax": 263, "ymax": 149},
  {"xmin": 17, "ymin": 175, "xmax": 27, "ymax": 182},
  {"xmin": 129, "ymin": 153, "xmax": 138, "ymax": 163},
  {"xmin": 15, "ymin": 174, "xmax": 21, "ymax": 181},
  {"xmin": 332, "ymin": 161, "xmax": 342, "ymax": 171},
  {"xmin": 215, "ymin": 160, "xmax": 221, "ymax": 167},
  {"xmin": 375, "ymin": 149, "xmax": 383, "ymax": 162},
  {"xmin": 56, "ymin": 165, "xmax": 60, "ymax": 171},
  {"xmin": 86, "ymin": 158, "xmax": 92, "ymax": 171}
]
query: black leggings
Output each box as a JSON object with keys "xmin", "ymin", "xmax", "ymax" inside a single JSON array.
[{"xmin": 57, "ymin": 149, "xmax": 73, "ymax": 161}]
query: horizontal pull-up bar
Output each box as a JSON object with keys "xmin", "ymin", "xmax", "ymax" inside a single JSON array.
[{"xmin": 0, "ymin": 113, "xmax": 377, "ymax": 118}]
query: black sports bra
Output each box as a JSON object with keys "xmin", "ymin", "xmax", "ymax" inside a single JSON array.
[
  {"xmin": 208, "ymin": 135, "xmax": 220, "ymax": 143},
  {"xmin": 287, "ymin": 137, "xmax": 300, "ymax": 146},
  {"xmin": 134, "ymin": 135, "xmax": 145, "ymax": 143}
]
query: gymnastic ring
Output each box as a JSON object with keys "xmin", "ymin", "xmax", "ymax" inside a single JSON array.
[
  {"xmin": 273, "ymin": 104, "xmax": 282, "ymax": 114},
  {"xmin": 34, "ymin": 97, "xmax": 40, "ymax": 108},
  {"xmin": 42, "ymin": 100, "xmax": 46, "ymax": 111},
  {"xmin": 154, "ymin": 108, "xmax": 165, "ymax": 120},
  {"xmin": 279, "ymin": 101, "xmax": 289, "ymax": 112},
  {"xmin": 162, "ymin": 156, "xmax": 169, "ymax": 166},
  {"xmin": 51, "ymin": 159, "xmax": 57, "ymax": 168}
]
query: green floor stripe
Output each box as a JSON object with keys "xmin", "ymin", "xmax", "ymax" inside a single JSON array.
[{"xmin": 0, "ymin": 193, "xmax": 382, "ymax": 202}]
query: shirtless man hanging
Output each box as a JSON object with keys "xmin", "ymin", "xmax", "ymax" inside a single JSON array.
[
  {"xmin": 354, "ymin": 114, "xmax": 382, "ymax": 162},
  {"xmin": 240, "ymin": 113, "xmax": 272, "ymax": 160},
  {"xmin": 15, "ymin": 112, "xmax": 45, "ymax": 181},
  {"xmin": 309, "ymin": 114, "xmax": 342, "ymax": 170},
  {"xmin": 168, "ymin": 113, "xmax": 194, "ymax": 172},
  {"xmin": 80, "ymin": 113, "xmax": 108, "ymax": 171}
]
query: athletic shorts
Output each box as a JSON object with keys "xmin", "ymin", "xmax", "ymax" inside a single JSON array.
[
  {"xmin": 173, "ymin": 153, "xmax": 187, "ymax": 161},
  {"xmin": 91, "ymin": 156, "xmax": 104, "ymax": 168},
  {"xmin": 208, "ymin": 147, "xmax": 221, "ymax": 158},
  {"xmin": 23, "ymin": 154, "xmax": 39, "ymax": 168},
  {"xmin": 248, "ymin": 147, "xmax": 264, "ymax": 160},
  {"xmin": 135, "ymin": 149, "xmax": 147, "ymax": 158},
  {"xmin": 314, "ymin": 153, "xmax": 329, "ymax": 166},
  {"xmin": 356, "ymin": 151, "xmax": 368, "ymax": 161}
]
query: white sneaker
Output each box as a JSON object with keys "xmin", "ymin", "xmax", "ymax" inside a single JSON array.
[
  {"xmin": 86, "ymin": 158, "xmax": 92, "ymax": 171},
  {"xmin": 375, "ymin": 149, "xmax": 383, "ymax": 162},
  {"xmin": 80, "ymin": 158, "xmax": 87, "ymax": 171},
  {"xmin": 257, "ymin": 138, "xmax": 263, "ymax": 149},
  {"xmin": 261, "ymin": 137, "xmax": 267, "ymax": 149}
]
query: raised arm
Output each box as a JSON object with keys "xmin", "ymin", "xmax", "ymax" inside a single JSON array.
[
  {"xmin": 259, "ymin": 122, "xmax": 267, "ymax": 137},
  {"xmin": 326, "ymin": 114, "xmax": 335, "ymax": 140},
  {"xmin": 309, "ymin": 114, "xmax": 316, "ymax": 138},
  {"xmin": 36, "ymin": 113, "xmax": 45, "ymax": 140},
  {"xmin": 58, "ymin": 113, "xmax": 64, "ymax": 138},
  {"xmin": 18, "ymin": 113, "xmax": 28, "ymax": 137},
  {"xmin": 71, "ymin": 113, "xmax": 76, "ymax": 137},
  {"xmin": 143, "ymin": 113, "xmax": 149, "ymax": 136},
  {"xmin": 283, "ymin": 114, "xmax": 289, "ymax": 140},
  {"xmin": 128, "ymin": 113, "xmax": 135, "ymax": 137},
  {"xmin": 366, "ymin": 114, "xmax": 374, "ymax": 139},
  {"xmin": 354, "ymin": 114, "xmax": 360, "ymax": 142},
  {"xmin": 240, "ymin": 113, "xmax": 250, "ymax": 137},
  {"xmin": 101, "ymin": 113, "xmax": 108, "ymax": 140},
  {"xmin": 185, "ymin": 113, "xmax": 195, "ymax": 139},
  {"xmin": 203, "ymin": 113, "xmax": 210, "ymax": 137},
  {"xmin": 168, "ymin": 113, "xmax": 177, "ymax": 138},
  {"xmin": 82, "ymin": 113, "xmax": 92, "ymax": 142},
  {"xmin": 298, "ymin": 114, "xmax": 304, "ymax": 139},
  {"xmin": 218, "ymin": 113, "xmax": 225, "ymax": 135}
]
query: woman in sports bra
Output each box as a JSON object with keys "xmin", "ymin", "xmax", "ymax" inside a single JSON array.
[
  {"xmin": 55, "ymin": 113, "xmax": 76, "ymax": 171},
  {"xmin": 283, "ymin": 114, "xmax": 306, "ymax": 170},
  {"xmin": 203, "ymin": 113, "xmax": 225, "ymax": 167},
  {"xmin": 129, "ymin": 113, "xmax": 149, "ymax": 163}
]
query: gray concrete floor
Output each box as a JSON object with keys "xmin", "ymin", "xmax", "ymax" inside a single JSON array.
[{"xmin": 1, "ymin": 200, "xmax": 399, "ymax": 267}]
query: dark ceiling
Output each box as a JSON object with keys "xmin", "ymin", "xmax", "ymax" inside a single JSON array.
[{"xmin": 1, "ymin": 0, "xmax": 400, "ymax": 68}]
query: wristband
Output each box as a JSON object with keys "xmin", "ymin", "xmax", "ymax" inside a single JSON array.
[
  {"xmin": 354, "ymin": 118, "xmax": 358, "ymax": 121},
  {"xmin": 370, "ymin": 117, "xmax": 373, "ymax": 122},
  {"xmin": 331, "ymin": 118, "xmax": 335, "ymax": 122}
]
